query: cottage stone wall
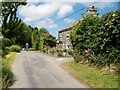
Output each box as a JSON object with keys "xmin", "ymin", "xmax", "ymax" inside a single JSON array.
[{"xmin": 58, "ymin": 28, "xmax": 72, "ymax": 49}]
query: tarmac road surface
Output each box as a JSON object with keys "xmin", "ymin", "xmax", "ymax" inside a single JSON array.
[{"xmin": 10, "ymin": 51, "xmax": 86, "ymax": 88}]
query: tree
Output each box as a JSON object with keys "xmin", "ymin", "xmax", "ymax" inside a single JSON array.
[
  {"xmin": 44, "ymin": 33, "xmax": 56, "ymax": 48},
  {"xmin": 31, "ymin": 28, "xmax": 40, "ymax": 49},
  {"xmin": 31, "ymin": 28, "xmax": 56, "ymax": 50},
  {"xmin": 1, "ymin": 1, "xmax": 33, "ymax": 47},
  {"xmin": 39, "ymin": 28, "xmax": 56, "ymax": 49},
  {"xmin": 2, "ymin": 1, "xmax": 27, "ymax": 30},
  {"xmin": 1, "ymin": 1, "xmax": 27, "ymax": 42},
  {"xmin": 16, "ymin": 22, "xmax": 32, "ymax": 47}
]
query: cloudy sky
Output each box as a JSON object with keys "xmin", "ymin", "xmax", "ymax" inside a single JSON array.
[{"xmin": 17, "ymin": 0, "xmax": 119, "ymax": 38}]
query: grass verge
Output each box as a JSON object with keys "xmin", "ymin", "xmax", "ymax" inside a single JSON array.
[
  {"xmin": 62, "ymin": 61, "xmax": 118, "ymax": 88},
  {"xmin": 2, "ymin": 52, "xmax": 17, "ymax": 89}
]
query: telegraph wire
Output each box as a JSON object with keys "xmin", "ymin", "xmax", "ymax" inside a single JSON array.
[{"xmin": 49, "ymin": 0, "xmax": 100, "ymax": 26}]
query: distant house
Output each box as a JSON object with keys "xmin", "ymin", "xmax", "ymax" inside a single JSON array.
[{"xmin": 57, "ymin": 6, "xmax": 98, "ymax": 49}]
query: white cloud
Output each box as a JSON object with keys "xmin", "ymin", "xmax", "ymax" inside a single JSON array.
[
  {"xmin": 58, "ymin": 5, "xmax": 73, "ymax": 17},
  {"xmin": 35, "ymin": 18, "xmax": 57, "ymax": 28},
  {"xmin": 24, "ymin": 18, "xmax": 32, "ymax": 23},
  {"xmin": 18, "ymin": 0, "xmax": 117, "ymax": 29},
  {"xmin": 18, "ymin": 2, "xmax": 75, "ymax": 25},
  {"xmin": 64, "ymin": 18, "xmax": 75, "ymax": 24},
  {"xmin": 19, "ymin": 3, "xmax": 60, "ymax": 22}
]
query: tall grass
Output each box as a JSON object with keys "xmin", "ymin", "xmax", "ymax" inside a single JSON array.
[{"xmin": 2, "ymin": 52, "xmax": 16, "ymax": 89}]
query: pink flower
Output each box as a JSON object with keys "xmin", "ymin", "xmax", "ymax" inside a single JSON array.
[
  {"xmin": 84, "ymin": 48, "xmax": 91, "ymax": 57},
  {"xmin": 88, "ymin": 48, "xmax": 91, "ymax": 51},
  {"xmin": 85, "ymin": 49, "xmax": 89, "ymax": 54}
]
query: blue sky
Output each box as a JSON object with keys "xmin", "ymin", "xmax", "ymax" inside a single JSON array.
[{"xmin": 17, "ymin": 0, "xmax": 119, "ymax": 39}]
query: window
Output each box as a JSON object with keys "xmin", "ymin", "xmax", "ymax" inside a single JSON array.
[
  {"xmin": 67, "ymin": 45, "xmax": 69, "ymax": 48},
  {"xmin": 67, "ymin": 36, "xmax": 69, "ymax": 38}
]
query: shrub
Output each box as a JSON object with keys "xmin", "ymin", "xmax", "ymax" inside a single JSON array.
[
  {"xmin": 55, "ymin": 48, "xmax": 63, "ymax": 52},
  {"xmin": 41, "ymin": 48, "xmax": 48, "ymax": 53},
  {"xmin": 2, "ymin": 65, "xmax": 13, "ymax": 82},
  {"xmin": 72, "ymin": 50, "xmax": 81, "ymax": 63},
  {"xmin": 49, "ymin": 48, "xmax": 57, "ymax": 55},
  {"xmin": 67, "ymin": 49, "xmax": 73, "ymax": 56},
  {"xmin": 58, "ymin": 53, "xmax": 64, "ymax": 57},
  {"xmin": 10, "ymin": 45, "xmax": 21, "ymax": 52},
  {"xmin": 29, "ymin": 48, "xmax": 35, "ymax": 51},
  {"xmin": 2, "ymin": 47, "xmax": 10, "ymax": 57},
  {"xmin": 4, "ymin": 47, "xmax": 10, "ymax": 55},
  {"xmin": 49, "ymin": 48, "xmax": 64, "ymax": 55},
  {"xmin": 63, "ymin": 48, "xmax": 67, "ymax": 52},
  {"xmin": 2, "ymin": 65, "xmax": 13, "ymax": 89},
  {"xmin": 2, "ymin": 52, "xmax": 16, "ymax": 89},
  {"xmin": 95, "ymin": 54, "xmax": 108, "ymax": 68},
  {"xmin": 70, "ymin": 11, "xmax": 120, "ymax": 68},
  {"xmin": 99, "ymin": 11, "xmax": 120, "ymax": 65},
  {"xmin": 0, "ymin": 50, "xmax": 2, "ymax": 56},
  {"xmin": 1, "ymin": 38, "xmax": 12, "ymax": 48}
]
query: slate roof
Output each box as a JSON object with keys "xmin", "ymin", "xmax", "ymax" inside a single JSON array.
[{"xmin": 58, "ymin": 20, "xmax": 79, "ymax": 33}]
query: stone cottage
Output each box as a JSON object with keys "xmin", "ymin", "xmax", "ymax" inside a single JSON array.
[{"xmin": 57, "ymin": 6, "xmax": 98, "ymax": 49}]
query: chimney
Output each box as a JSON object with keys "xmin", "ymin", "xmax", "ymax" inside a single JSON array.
[{"xmin": 87, "ymin": 6, "xmax": 99, "ymax": 16}]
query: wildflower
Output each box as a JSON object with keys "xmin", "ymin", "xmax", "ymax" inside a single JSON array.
[
  {"xmin": 85, "ymin": 49, "xmax": 89, "ymax": 54},
  {"xmin": 88, "ymin": 48, "xmax": 91, "ymax": 51},
  {"xmin": 84, "ymin": 48, "xmax": 91, "ymax": 57}
]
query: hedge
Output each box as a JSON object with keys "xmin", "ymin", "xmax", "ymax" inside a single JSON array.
[{"xmin": 70, "ymin": 11, "xmax": 120, "ymax": 68}]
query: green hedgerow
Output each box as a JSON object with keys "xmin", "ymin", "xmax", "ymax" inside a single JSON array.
[{"xmin": 10, "ymin": 45, "xmax": 22, "ymax": 52}]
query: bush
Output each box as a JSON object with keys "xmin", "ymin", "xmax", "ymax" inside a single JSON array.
[
  {"xmin": 1, "ymin": 38, "xmax": 12, "ymax": 48},
  {"xmin": 2, "ymin": 65, "xmax": 13, "ymax": 82},
  {"xmin": 10, "ymin": 45, "xmax": 21, "ymax": 52},
  {"xmin": 63, "ymin": 48, "xmax": 67, "ymax": 52},
  {"xmin": 67, "ymin": 49, "xmax": 73, "ymax": 56},
  {"xmin": 29, "ymin": 48, "xmax": 35, "ymax": 51},
  {"xmin": 2, "ymin": 47, "xmax": 10, "ymax": 57},
  {"xmin": 73, "ymin": 50, "xmax": 81, "ymax": 63},
  {"xmin": 2, "ymin": 65, "xmax": 13, "ymax": 89},
  {"xmin": 99, "ymin": 11, "xmax": 120, "ymax": 64},
  {"xmin": 0, "ymin": 50, "xmax": 2, "ymax": 56},
  {"xmin": 49, "ymin": 48, "xmax": 57, "ymax": 55},
  {"xmin": 58, "ymin": 53, "xmax": 64, "ymax": 57},
  {"xmin": 4, "ymin": 47, "xmax": 10, "ymax": 55},
  {"xmin": 70, "ymin": 11, "xmax": 120, "ymax": 68},
  {"xmin": 55, "ymin": 48, "xmax": 63, "ymax": 52},
  {"xmin": 2, "ymin": 52, "xmax": 16, "ymax": 89},
  {"xmin": 41, "ymin": 48, "xmax": 48, "ymax": 53},
  {"xmin": 95, "ymin": 54, "xmax": 108, "ymax": 68}
]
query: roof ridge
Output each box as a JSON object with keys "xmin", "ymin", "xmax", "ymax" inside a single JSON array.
[{"xmin": 58, "ymin": 20, "xmax": 79, "ymax": 32}]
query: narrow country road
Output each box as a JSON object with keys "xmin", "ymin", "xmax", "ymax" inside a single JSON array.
[{"xmin": 10, "ymin": 51, "xmax": 86, "ymax": 88}]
